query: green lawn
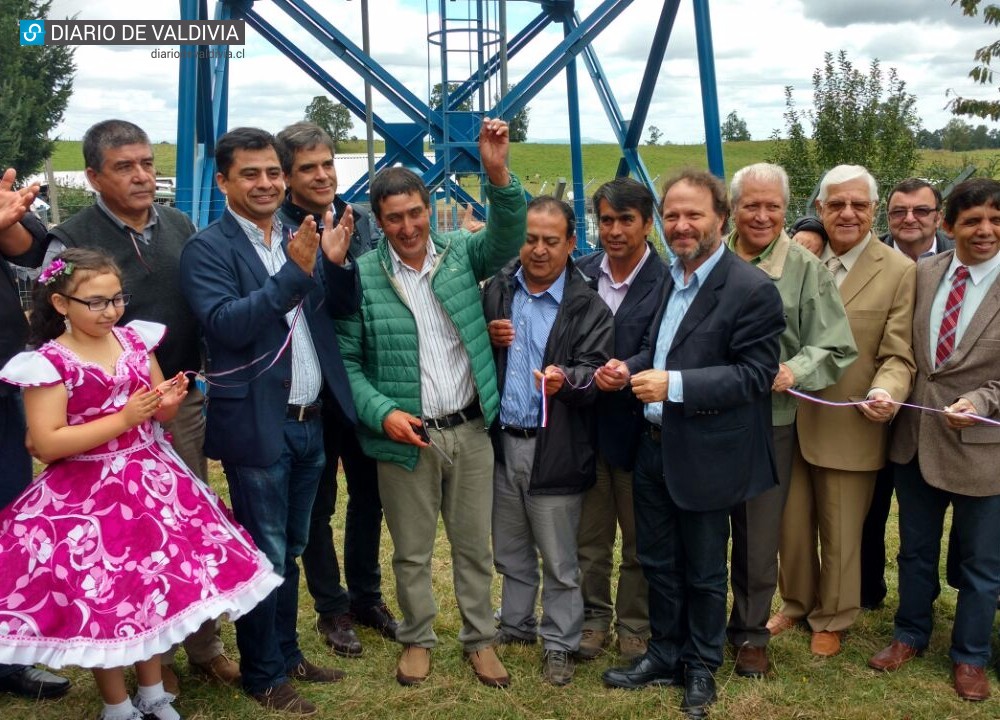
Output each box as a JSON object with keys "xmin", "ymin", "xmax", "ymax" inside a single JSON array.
[{"xmin": 1, "ymin": 463, "xmax": 996, "ymax": 719}]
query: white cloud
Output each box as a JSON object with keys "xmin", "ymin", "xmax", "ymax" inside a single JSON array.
[{"xmin": 45, "ymin": 0, "xmax": 999, "ymax": 156}]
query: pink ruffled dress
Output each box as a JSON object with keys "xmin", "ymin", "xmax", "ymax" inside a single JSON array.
[{"xmin": 0, "ymin": 320, "xmax": 281, "ymax": 668}]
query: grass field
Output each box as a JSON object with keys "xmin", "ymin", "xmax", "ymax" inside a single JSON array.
[
  {"xmin": 49, "ymin": 138, "xmax": 1000, "ymax": 192},
  {"xmin": 1, "ymin": 462, "xmax": 997, "ymax": 720}
]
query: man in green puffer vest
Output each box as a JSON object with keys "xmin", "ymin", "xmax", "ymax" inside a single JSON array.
[{"xmin": 335, "ymin": 118, "xmax": 526, "ymax": 689}]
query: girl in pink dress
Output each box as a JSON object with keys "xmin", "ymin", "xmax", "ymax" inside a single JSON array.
[{"xmin": 0, "ymin": 249, "xmax": 281, "ymax": 720}]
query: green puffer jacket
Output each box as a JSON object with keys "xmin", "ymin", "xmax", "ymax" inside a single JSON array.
[{"xmin": 335, "ymin": 176, "xmax": 527, "ymax": 468}]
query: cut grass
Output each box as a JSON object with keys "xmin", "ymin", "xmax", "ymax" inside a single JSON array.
[{"xmin": 2, "ymin": 462, "xmax": 998, "ymax": 719}]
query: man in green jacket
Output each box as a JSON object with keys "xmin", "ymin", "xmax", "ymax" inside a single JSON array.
[
  {"xmin": 724, "ymin": 163, "xmax": 857, "ymax": 677},
  {"xmin": 335, "ymin": 119, "xmax": 526, "ymax": 688}
]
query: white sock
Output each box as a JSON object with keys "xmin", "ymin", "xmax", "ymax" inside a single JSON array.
[
  {"xmin": 101, "ymin": 698, "xmax": 139, "ymax": 720},
  {"xmin": 135, "ymin": 683, "xmax": 180, "ymax": 720}
]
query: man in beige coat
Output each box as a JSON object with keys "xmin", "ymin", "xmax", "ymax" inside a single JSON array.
[
  {"xmin": 771, "ymin": 165, "xmax": 916, "ymax": 657},
  {"xmin": 867, "ymin": 178, "xmax": 1000, "ymax": 701}
]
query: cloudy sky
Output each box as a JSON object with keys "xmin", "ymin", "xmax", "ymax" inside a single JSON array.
[{"xmin": 45, "ymin": 0, "xmax": 998, "ymax": 147}]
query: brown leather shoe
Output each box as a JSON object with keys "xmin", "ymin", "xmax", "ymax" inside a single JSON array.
[
  {"xmin": 766, "ymin": 613, "xmax": 796, "ymax": 637},
  {"xmin": 618, "ymin": 635, "xmax": 648, "ymax": 663},
  {"xmin": 396, "ymin": 645, "xmax": 431, "ymax": 686},
  {"xmin": 465, "ymin": 646, "xmax": 510, "ymax": 688},
  {"xmin": 160, "ymin": 663, "xmax": 180, "ymax": 697},
  {"xmin": 868, "ymin": 640, "xmax": 921, "ymax": 672},
  {"xmin": 576, "ymin": 628, "xmax": 609, "ymax": 660},
  {"xmin": 288, "ymin": 658, "xmax": 346, "ymax": 683},
  {"xmin": 316, "ymin": 614, "xmax": 363, "ymax": 657},
  {"xmin": 250, "ymin": 681, "xmax": 317, "ymax": 715},
  {"xmin": 190, "ymin": 653, "xmax": 241, "ymax": 686},
  {"xmin": 734, "ymin": 644, "xmax": 769, "ymax": 678},
  {"xmin": 953, "ymin": 662, "xmax": 990, "ymax": 701},
  {"xmin": 810, "ymin": 631, "xmax": 842, "ymax": 657}
]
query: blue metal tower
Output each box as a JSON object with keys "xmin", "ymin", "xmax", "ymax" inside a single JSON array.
[{"xmin": 176, "ymin": 0, "xmax": 725, "ymax": 242}]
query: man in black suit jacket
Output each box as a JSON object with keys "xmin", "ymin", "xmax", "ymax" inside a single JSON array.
[
  {"xmin": 573, "ymin": 178, "xmax": 668, "ymax": 662},
  {"xmin": 602, "ymin": 170, "xmax": 784, "ymax": 720},
  {"xmin": 861, "ymin": 178, "xmax": 954, "ymax": 609},
  {"xmin": 179, "ymin": 128, "xmax": 360, "ymax": 715}
]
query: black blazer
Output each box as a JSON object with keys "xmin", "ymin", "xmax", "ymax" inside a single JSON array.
[
  {"xmin": 179, "ymin": 210, "xmax": 360, "ymax": 467},
  {"xmin": 634, "ymin": 248, "xmax": 785, "ymax": 511},
  {"xmin": 576, "ymin": 244, "xmax": 669, "ymax": 470}
]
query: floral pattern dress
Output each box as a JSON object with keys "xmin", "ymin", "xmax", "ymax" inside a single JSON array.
[{"xmin": 0, "ymin": 321, "xmax": 281, "ymax": 669}]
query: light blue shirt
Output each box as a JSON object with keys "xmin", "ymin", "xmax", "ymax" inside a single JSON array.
[
  {"xmin": 929, "ymin": 252, "xmax": 1000, "ymax": 363},
  {"xmin": 499, "ymin": 267, "xmax": 565, "ymax": 428},
  {"xmin": 645, "ymin": 242, "xmax": 726, "ymax": 426}
]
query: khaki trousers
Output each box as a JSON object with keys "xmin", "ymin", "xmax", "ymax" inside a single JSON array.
[
  {"xmin": 377, "ymin": 417, "xmax": 495, "ymax": 651},
  {"xmin": 577, "ymin": 454, "xmax": 649, "ymax": 638},
  {"xmin": 777, "ymin": 444, "xmax": 876, "ymax": 633}
]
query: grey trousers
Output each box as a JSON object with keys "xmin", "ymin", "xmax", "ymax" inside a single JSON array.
[
  {"xmin": 377, "ymin": 417, "xmax": 496, "ymax": 651},
  {"xmin": 727, "ymin": 423, "xmax": 795, "ymax": 648},
  {"xmin": 493, "ymin": 434, "xmax": 584, "ymax": 653},
  {"xmin": 160, "ymin": 387, "xmax": 224, "ymax": 664}
]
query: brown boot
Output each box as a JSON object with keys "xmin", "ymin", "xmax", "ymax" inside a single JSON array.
[
  {"xmin": 466, "ymin": 646, "xmax": 510, "ymax": 688},
  {"xmin": 396, "ymin": 646, "xmax": 431, "ymax": 686}
]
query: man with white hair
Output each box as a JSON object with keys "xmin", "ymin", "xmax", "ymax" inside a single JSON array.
[
  {"xmin": 725, "ymin": 163, "xmax": 856, "ymax": 676},
  {"xmin": 769, "ymin": 165, "xmax": 916, "ymax": 658}
]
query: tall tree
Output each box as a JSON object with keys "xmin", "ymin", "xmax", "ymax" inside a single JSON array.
[
  {"xmin": 304, "ymin": 96, "xmax": 352, "ymax": 148},
  {"xmin": 0, "ymin": 0, "xmax": 75, "ymax": 176},
  {"xmin": 950, "ymin": 0, "xmax": 1000, "ymax": 120},
  {"xmin": 769, "ymin": 50, "xmax": 920, "ymax": 217},
  {"xmin": 647, "ymin": 126, "xmax": 663, "ymax": 146},
  {"xmin": 720, "ymin": 111, "xmax": 751, "ymax": 142}
]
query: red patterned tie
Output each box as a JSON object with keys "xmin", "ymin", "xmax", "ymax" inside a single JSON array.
[{"xmin": 935, "ymin": 265, "xmax": 970, "ymax": 367}]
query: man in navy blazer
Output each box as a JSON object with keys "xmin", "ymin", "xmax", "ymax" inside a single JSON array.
[
  {"xmin": 602, "ymin": 170, "xmax": 783, "ymax": 720},
  {"xmin": 573, "ymin": 178, "xmax": 668, "ymax": 662},
  {"xmin": 180, "ymin": 127, "xmax": 360, "ymax": 716}
]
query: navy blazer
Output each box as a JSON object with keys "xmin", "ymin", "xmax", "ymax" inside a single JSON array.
[
  {"xmin": 635, "ymin": 248, "xmax": 784, "ymax": 511},
  {"xmin": 179, "ymin": 210, "xmax": 360, "ymax": 467},
  {"xmin": 576, "ymin": 244, "xmax": 669, "ymax": 470}
]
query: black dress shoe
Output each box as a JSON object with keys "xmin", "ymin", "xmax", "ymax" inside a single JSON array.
[
  {"xmin": 681, "ymin": 672, "xmax": 717, "ymax": 719},
  {"xmin": 317, "ymin": 614, "xmax": 363, "ymax": 657},
  {"xmin": 352, "ymin": 602, "xmax": 399, "ymax": 641},
  {"xmin": 602, "ymin": 654, "xmax": 683, "ymax": 689},
  {"xmin": 0, "ymin": 666, "xmax": 71, "ymax": 699}
]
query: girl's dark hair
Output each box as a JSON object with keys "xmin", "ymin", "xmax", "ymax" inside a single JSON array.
[{"xmin": 29, "ymin": 248, "xmax": 121, "ymax": 345}]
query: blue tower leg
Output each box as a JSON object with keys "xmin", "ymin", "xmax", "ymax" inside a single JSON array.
[{"xmin": 693, "ymin": 0, "xmax": 725, "ymax": 179}]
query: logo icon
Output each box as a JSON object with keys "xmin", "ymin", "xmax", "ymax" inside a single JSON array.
[{"xmin": 20, "ymin": 20, "xmax": 45, "ymax": 46}]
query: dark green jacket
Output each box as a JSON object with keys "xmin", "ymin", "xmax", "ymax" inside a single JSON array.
[{"xmin": 336, "ymin": 176, "xmax": 527, "ymax": 468}]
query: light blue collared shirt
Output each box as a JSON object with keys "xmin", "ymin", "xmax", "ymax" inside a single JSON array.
[
  {"xmin": 499, "ymin": 267, "xmax": 565, "ymax": 428},
  {"xmin": 645, "ymin": 242, "xmax": 727, "ymax": 426}
]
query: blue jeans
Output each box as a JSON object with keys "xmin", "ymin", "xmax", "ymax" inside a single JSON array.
[
  {"xmin": 301, "ymin": 406, "xmax": 384, "ymax": 616},
  {"xmin": 223, "ymin": 417, "xmax": 326, "ymax": 694},
  {"xmin": 893, "ymin": 458, "xmax": 1000, "ymax": 667}
]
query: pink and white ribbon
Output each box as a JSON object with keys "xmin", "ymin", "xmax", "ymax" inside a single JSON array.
[{"xmin": 787, "ymin": 388, "xmax": 1000, "ymax": 428}]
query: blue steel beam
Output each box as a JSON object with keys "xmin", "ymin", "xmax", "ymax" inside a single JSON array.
[
  {"xmin": 493, "ymin": 0, "xmax": 635, "ymax": 120},
  {"xmin": 693, "ymin": 0, "xmax": 724, "ymax": 178},
  {"xmin": 623, "ymin": 0, "xmax": 682, "ymax": 150},
  {"xmin": 448, "ymin": 9, "xmax": 553, "ymax": 112},
  {"xmin": 562, "ymin": 18, "xmax": 587, "ymax": 251},
  {"xmin": 175, "ymin": 0, "xmax": 200, "ymax": 220}
]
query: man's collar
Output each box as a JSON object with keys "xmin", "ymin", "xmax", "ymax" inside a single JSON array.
[
  {"xmin": 95, "ymin": 195, "xmax": 157, "ymax": 232},
  {"xmin": 670, "ymin": 241, "xmax": 725, "ymax": 288},
  {"xmin": 887, "ymin": 234, "xmax": 937, "ymax": 260},
  {"xmin": 514, "ymin": 264, "xmax": 567, "ymax": 302},
  {"xmin": 822, "ymin": 233, "xmax": 871, "ymax": 273},
  {"xmin": 947, "ymin": 250, "xmax": 1000, "ymax": 285},
  {"xmin": 599, "ymin": 244, "xmax": 650, "ymax": 288}
]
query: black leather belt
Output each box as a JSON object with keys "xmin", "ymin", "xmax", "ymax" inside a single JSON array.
[
  {"xmin": 287, "ymin": 402, "xmax": 322, "ymax": 422},
  {"xmin": 423, "ymin": 400, "xmax": 482, "ymax": 431},
  {"xmin": 645, "ymin": 421, "xmax": 662, "ymax": 443},
  {"xmin": 501, "ymin": 425, "xmax": 538, "ymax": 438}
]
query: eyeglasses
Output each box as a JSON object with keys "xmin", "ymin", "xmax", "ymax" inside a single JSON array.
[
  {"xmin": 823, "ymin": 200, "xmax": 874, "ymax": 214},
  {"xmin": 63, "ymin": 293, "xmax": 132, "ymax": 311},
  {"xmin": 887, "ymin": 206, "xmax": 938, "ymax": 221}
]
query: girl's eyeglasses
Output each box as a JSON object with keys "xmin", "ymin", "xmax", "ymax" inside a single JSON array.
[{"xmin": 63, "ymin": 293, "xmax": 132, "ymax": 312}]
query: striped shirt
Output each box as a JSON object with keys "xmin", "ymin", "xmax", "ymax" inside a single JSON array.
[
  {"xmin": 500, "ymin": 267, "xmax": 564, "ymax": 428},
  {"xmin": 229, "ymin": 208, "xmax": 322, "ymax": 406},
  {"xmin": 388, "ymin": 240, "xmax": 476, "ymax": 418}
]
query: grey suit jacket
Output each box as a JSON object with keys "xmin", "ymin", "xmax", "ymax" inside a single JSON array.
[{"xmin": 889, "ymin": 251, "xmax": 1000, "ymax": 495}]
